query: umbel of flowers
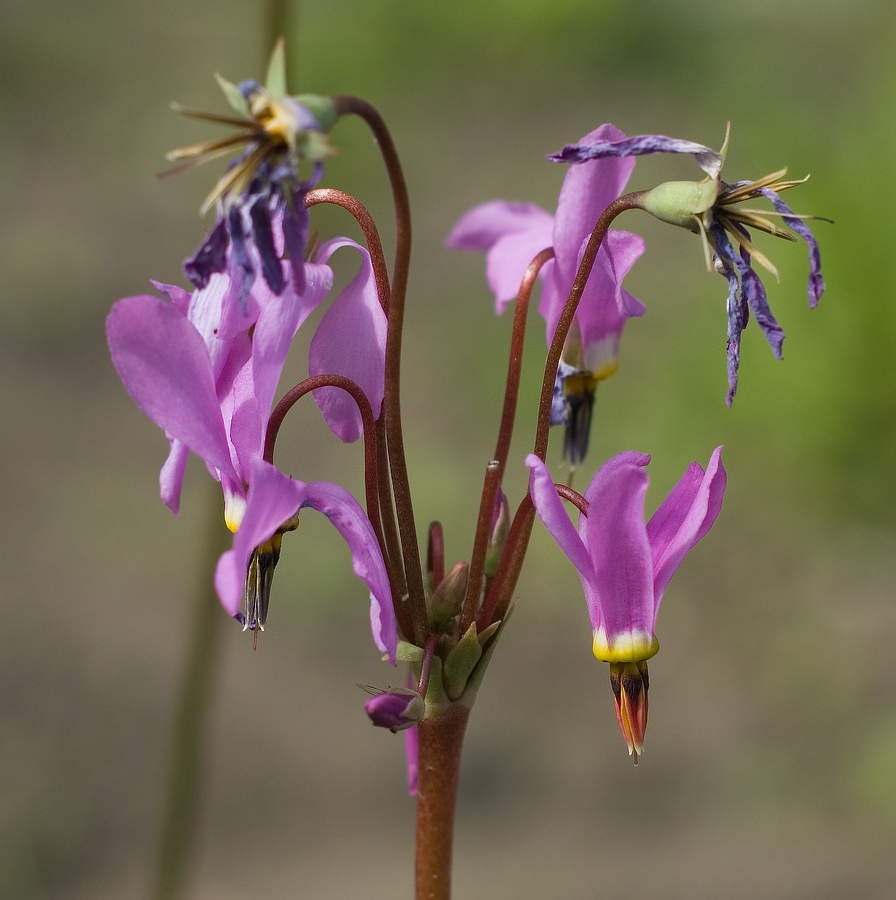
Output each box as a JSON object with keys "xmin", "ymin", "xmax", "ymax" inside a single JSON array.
[{"xmin": 107, "ymin": 40, "xmax": 825, "ymax": 900}]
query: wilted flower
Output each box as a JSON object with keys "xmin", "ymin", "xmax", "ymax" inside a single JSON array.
[
  {"xmin": 549, "ymin": 127, "xmax": 825, "ymax": 404},
  {"xmin": 526, "ymin": 447, "xmax": 726, "ymax": 760},
  {"xmin": 447, "ymin": 124, "xmax": 646, "ymax": 464},
  {"xmin": 165, "ymin": 39, "xmax": 337, "ymax": 299}
]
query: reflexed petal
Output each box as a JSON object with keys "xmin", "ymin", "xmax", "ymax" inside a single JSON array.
[
  {"xmin": 552, "ymin": 124, "xmax": 636, "ymax": 280},
  {"xmin": 214, "ymin": 459, "xmax": 306, "ymax": 616},
  {"xmin": 300, "ymin": 480, "xmax": 397, "ymax": 661},
  {"xmin": 647, "ymin": 446, "xmax": 726, "ymax": 610},
  {"xmin": 160, "ymin": 438, "xmax": 189, "ymax": 515},
  {"xmin": 310, "ymin": 239, "xmax": 387, "ymax": 442},
  {"xmin": 525, "ymin": 454, "xmax": 599, "ymax": 622},
  {"xmin": 107, "ymin": 295, "xmax": 238, "ymax": 484},
  {"xmin": 252, "ymin": 261, "xmax": 334, "ymax": 424},
  {"xmin": 446, "ymin": 200, "xmax": 552, "ymax": 252},
  {"xmin": 487, "ymin": 228, "xmax": 555, "ymax": 313},
  {"xmin": 446, "ymin": 200, "xmax": 554, "ymax": 313},
  {"xmin": 581, "ymin": 453, "xmax": 655, "ymax": 641}
]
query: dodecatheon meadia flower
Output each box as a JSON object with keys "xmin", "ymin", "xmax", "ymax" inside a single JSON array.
[
  {"xmin": 106, "ymin": 241, "xmax": 386, "ymax": 630},
  {"xmin": 446, "ymin": 124, "xmax": 646, "ymax": 465},
  {"xmin": 213, "ymin": 456, "xmax": 397, "ymax": 660},
  {"xmin": 165, "ymin": 39, "xmax": 337, "ymax": 301},
  {"xmin": 549, "ymin": 126, "xmax": 826, "ymax": 405},
  {"xmin": 526, "ymin": 447, "xmax": 726, "ymax": 762}
]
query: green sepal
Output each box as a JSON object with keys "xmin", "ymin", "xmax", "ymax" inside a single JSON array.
[
  {"xmin": 443, "ymin": 624, "xmax": 483, "ymax": 701},
  {"xmin": 295, "ymin": 94, "xmax": 338, "ymax": 133},
  {"xmin": 476, "ymin": 620, "xmax": 500, "ymax": 646},
  {"xmin": 265, "ymin": 38, "xmax": 288, "ymax": 99},
  {"xmin": 395, "ymin": 640, "xmax": 425, "ymax": 663},
  {"xmin": 461, "ymin": 600, "xmax": 516, "ymax": 709},
  {"xmin": 214, "ymin": 73, "xmax": 250, "ymax": 119},
  {"xmin": 422, "ymin": 655, "xmax": 450, "ymax": 718}
]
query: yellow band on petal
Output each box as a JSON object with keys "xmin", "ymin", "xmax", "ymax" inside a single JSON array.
[{"xmin": 592, "ymin": 628, "xmax": 659, "ymax": 663}]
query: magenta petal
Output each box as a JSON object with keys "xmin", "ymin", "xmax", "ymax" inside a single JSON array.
[
  {"xmin": 107, "ymin": 295, "xmax": 238, "ymax": 484},
  {"xmin": 253, "ymin": 261, "xmax": 334, "ymax": 424},
  {"xmin": 552, "ymin": 124, "xmax": 636, "ymax": 281},
  {"xmin": 581, "ymin": 452, "xmax": 654, "ymax": 639},
  {"xmin": 525, "ymin": 455, "xmax": 599, "ymax": 621},
  {"xmin": 160, "ymin": 439, "xmax": 189, "ymax": 515},
  {"xmin": 647, "ymin": 446, "xmax": 726, "ymax": 608},
  {"xmin": 310, "ymin": 239, "xmax": 387, "ymax": 442},
  {"xmin": 300, "ymin": 481, "xmax": 397, "ymax": 662},
  {"xmin": 487, "ymin": 228, "xmax": 555, "ymax": 313},
  {"xmin": 214, "ymin": 460, "xmax": 306, "ymax": 616},
  {"xmin": 446, "ymin": 200, "xmax": 553, "ymax": 252},
  {"xmin": 447, "ymin": 201, "xmax": 554, "ymax": 312}
]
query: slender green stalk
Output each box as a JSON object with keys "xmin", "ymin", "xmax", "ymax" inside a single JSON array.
[{"xmin": 149, "ymin": 484, "xmax": 229, "ymax": 900}]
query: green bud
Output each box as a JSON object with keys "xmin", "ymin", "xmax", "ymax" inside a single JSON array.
[
  {"xmin": 429, "ymin": 561, "xmax": 469, "ymax": 633},
  {"xmin": 484, "ymin": 493, "xmax": 510, "ymax": 580},
  {"xmin": 642, "ymin": 179, "xmax": 718, "ymax": 231}
]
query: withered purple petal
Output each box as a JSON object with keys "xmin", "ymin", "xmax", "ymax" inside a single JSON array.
[
  {"xmin": 249, "ymin": 196, "xmax": 285, "ymax": 294},
  {"xmin": 548, "ymin": 134, "xmax": 723, "ymax": 179},
  {"xmin": 757, "ymin": 186, "xmax": 825, "ymax": 307},
  {"xmin": 183, "ymin": 218, "xmax": 229, "ymax": 288},
  {"xmin": 282, "ymin": 198, "xmax": 310, "ymax": 295},
  {"xmin": 228, "ymin": 205, "xmax": 255, "ymax": 314}
]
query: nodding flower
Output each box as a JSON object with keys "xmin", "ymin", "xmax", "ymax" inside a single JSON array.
[
  {"xmin": 526, "ymin": 447, "xmax": 726, "ymax": 761},
  {"xmin": 164, "ymin": 39, "xmax": 337, "ymax": 300},
  {"xmin": 447, "ymin": 123, "xmax": 646, "ymax": 466}
]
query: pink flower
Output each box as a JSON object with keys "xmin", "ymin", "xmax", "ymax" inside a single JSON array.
[
  {"xmin": 526, "ymin": 447, "xmax": 726, "ymax": 759},
  {"xmin": 447, "ymin": 124, "xmax": 645, "ymax": 463}
]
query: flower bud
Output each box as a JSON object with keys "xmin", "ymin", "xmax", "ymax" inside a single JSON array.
[
  {"xmin": 364, "ymin": 689, "xmax": 425, "ymax": 733},
  {"xmin": 484, "ymin": 487, "xmax": 510, "ymax": 579},
  {"xmin": 429, "ymin": 561, "xmax": 469, "ymax": 633}
]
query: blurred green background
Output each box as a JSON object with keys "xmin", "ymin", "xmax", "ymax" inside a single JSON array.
[{"xmin": 2, "ymin": 0, "xmax": 896, "ymax": 897}]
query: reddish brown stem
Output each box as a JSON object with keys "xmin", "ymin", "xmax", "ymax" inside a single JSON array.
[
  {"xmin": 427, "ymin": 522, "xmax": 445, "ymax": 589},
  {"xmin": 481, "ymin": 192, "xmax": 644, "ymax": 629},
  {"xmin": 458, "ymin": 461, "xmax": 500, "ymax": 633},
  {"xmin": 414, "ymin": 704, "xmax": 471, "ymax": 900},
  {"xmin": 556, "ymin": 483, "xmax": 588, "ymax": 517},
  {"xmin": 532, "ymin": 192, "xmax": 645, "ymax": 461},
  {"xmin": 304, "ymin": 188, "xmax": 391, "ymax": 314},
  {"xmin": 264, "ymin": 374, "xmax": 386, "ymax": 566},
  {"xmin": 459, "ymin": 247, "xmax": 553, "ymax": 633},
  {"xmin": 333, "ymin": 94, "xmax": 427, "ymax": 646},
  {"xmin": 492, "ymin": 247, "xmax": 554, "ymax": 480}
]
